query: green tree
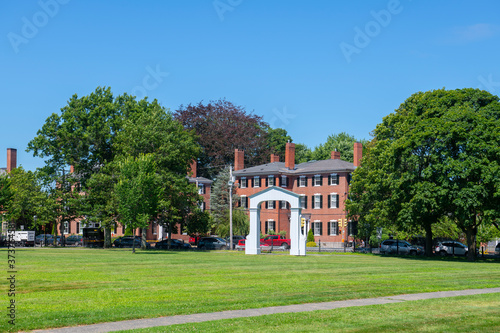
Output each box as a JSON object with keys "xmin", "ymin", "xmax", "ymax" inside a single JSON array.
[
  {"xmin": 295, "ymin": 143, "xmax": 313, "ymax": 164},
  {"xmin": 115, "ymin": 154, "xmax": 160, "ymax": 252},
  {"xmin": 265, "ymin": 127, "xmax": 292, "ymax": 159},
  {"xmin": 115, "ymin": 106, "xmax": 202, "ymax": 246},
  {"xmin": 312, "ymin": 132, "xmax": 367, "ymax": 162},
  {"xmin": 347, "ymin": 88, "xmax": 500, "ymax": 260}
]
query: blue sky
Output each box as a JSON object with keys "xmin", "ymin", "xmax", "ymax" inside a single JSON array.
[{"xmin": 2, "ymin": 0, "xmax": 500, "ymax": 171}]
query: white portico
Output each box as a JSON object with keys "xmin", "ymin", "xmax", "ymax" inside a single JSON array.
[{"xmin": 246, "ymin": 186, "xmax": 307, "ymax": 256}]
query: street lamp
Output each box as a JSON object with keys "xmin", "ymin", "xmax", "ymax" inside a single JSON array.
[{"xmin": 228, "ymin": 166, "xmax": 235, "ymax": 250}]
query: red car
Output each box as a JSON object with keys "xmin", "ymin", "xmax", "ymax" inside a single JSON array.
[{"xmin": 189, "ymin": 236, "xmax": 201, "ymax": 245}]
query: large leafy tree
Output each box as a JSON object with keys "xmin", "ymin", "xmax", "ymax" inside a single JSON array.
[
  {"xmin": 312, "ymin": 132, "xmax": 367, "ymax": 162},
  {"xmin": 27, "ymin": 87, "xmax": 161, "ymax": 245},
  {"xmin": 347, "ymin": 88, "xmax": 500, "ymax": 260},
  {"xmin": 115, "ymin": 106, "xmax": 203, "ymax": 244},
  {"xmin": 115, "ymin": 154, "xmax": 161, "ymax": 252},
  {"xmin": 175, "ymin": 99, "xmax": 270, "ymax": 179}
]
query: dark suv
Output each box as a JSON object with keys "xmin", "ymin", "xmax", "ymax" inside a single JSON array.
[{"xmin": 197, "ymin": 237, "xmax": 228, "ymax": 250}]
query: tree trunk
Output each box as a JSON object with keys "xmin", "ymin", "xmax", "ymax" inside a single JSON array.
[
  {"xmin": 104, "ymin": 227, "xmax": 112, "ymax": 248},
  {"xmin": 132, "ymin": 229, "xmax": 136, "ymax": 254},
  {"xmin": 141, "ymin": 227, "xmax": 147, "ymax": 250},
  {"xmin": 465, "ymin": 224, "xmax": 477, "ymax": 262},
  {"xmin": 424, "ymin": 222, "xmax": 433, "ymax": 256}
]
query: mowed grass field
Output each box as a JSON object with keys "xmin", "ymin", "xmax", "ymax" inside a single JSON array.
[{"xmin": 1, "ymin": 247, "xmax": 499, "ymax": 332}]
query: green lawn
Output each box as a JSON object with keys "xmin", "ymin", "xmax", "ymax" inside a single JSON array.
[
  {"xmin": 118, "ymin": 293, "xmax": 500, "ymax": 333},
  {"xmin": 1, "ymin": 248, "xmax": 499, "ymax": 332}
]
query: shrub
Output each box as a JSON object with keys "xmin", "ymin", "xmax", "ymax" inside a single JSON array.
[
  {"xmin": 306, "ymin": 241, "xmax": 317, "ymax": 247},
  {"xmin": 307, "ymin": 229, "xmax": 315, "ymax": 243}
]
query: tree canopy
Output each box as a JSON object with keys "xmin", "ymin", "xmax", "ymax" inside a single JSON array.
[
  {"xmin": 347, "ymin": 88, "xmax": 500, "ymax": 260},
  {"xmin": 175, "ymin": 99, "xmax": 270, "ymax": 179}
]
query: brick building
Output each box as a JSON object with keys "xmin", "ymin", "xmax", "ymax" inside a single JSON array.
[{"xmin": 233, "ymin": 142, "xmax": 362, "ymax": 247}]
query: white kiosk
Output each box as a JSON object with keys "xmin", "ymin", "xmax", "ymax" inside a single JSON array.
[{"xmin": 246, "ymin": 186, "xmax": 307, "ymax": 256}]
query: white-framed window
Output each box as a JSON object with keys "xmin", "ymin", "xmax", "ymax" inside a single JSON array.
[
  {"xmin": 329, "ymin": 173, "xmax": 339, "ymax": 186},
  {"xmin": 268, "ymin": 175, "xmax": 274, "ymax": 186},
  {"xmin": 265, "ymin": 220, "xmax": 276, "ymax": 234},
  {"xmin": 299, "ymin": 176, "xmax": 307, "ymax": 187},
  {"xmin": 313, "ymin": 194, "xmax": 322, "ymax": 209},
  {"xmin": 267, "ymin": 200, "xmax": 275, "ymax": 209},
  {"xmin": 281, "ymin": 175, "xmax": 288, "ymax": 187},
  {"xmin": 200, "ymin": 201, "xmax": 206, "ymax": 211},
  {"xmin": 300, "ymin": 195, "xmax": 307, "ymax": 209},
  {"xmin": 240, "ymin": 177, "xmax": 247, "ymax": 188},
  {"xmin": 314, "ymin": 175, "xmax": 322, "ymax": 186},
  {"xmin": 63, "ymin": 222, "xmax": 69, "ymax": 234},
  {"xmin": 312, "ymin": 221, "xmax": 322, "ymax": 236},
  {"xmin": 280, "ymin": 200, "xmax": 288, "ymax": 209},
  {"xmin": 152, "ymin": 221, "xmax": 157, "ymax": 235},
  {"xmin": 329, "ymin": 193, "xmax": 339, "ymax": 209},
  {"xmin": 198, "ymin": 184, "xmax": 205, "ymax": 194},
  {"xmin": 328, "ymin": 221, "xmax": 339, "ymax": 236},
  {"xmin": 253, "ymin": 176, "xmax": 260, "ymax": 188},
  {"xmin": 241, "ymin": 196, "xmax": 248, "ymax": 209}
]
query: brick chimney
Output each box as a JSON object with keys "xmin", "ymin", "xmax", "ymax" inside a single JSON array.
[
  {"xmin": 234, "ymin": 149, "xmax": 244, "ymax": 171},
  {"xmin": 353, "ymin": 142, "xmax": 363, "ymax": 167},
  {"xmin": 270, "ymin": 154, "xmax": 280, "ymax": 163},
  {"xmin": 285, "ymin": 142, "xmax": 295, "ymax": 170},
  {"xmin": 331, "ymin": 150, "xmax": 341, "ymax": 160},
  {"xmin": 7, "ymin": 148, "xmax": 17, "ymax": 173},
  {"xmin": 188, "ymin": 160, "xmax": 197, "ymax": 177}
]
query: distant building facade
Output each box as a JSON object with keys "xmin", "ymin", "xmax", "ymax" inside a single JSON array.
[{"xmin": 233, "ymin": 142, "xmax": 362, "ymax": 247}]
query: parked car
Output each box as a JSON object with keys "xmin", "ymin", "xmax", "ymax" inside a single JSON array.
[
  {"xmin": 380, "ymin": 239, "xmax": 422, "ymax": 255},
  {"xmin": 113, "ymin": 236, "xmax": 151, "ymax": 249},
  {"xmin": 155, "ymin": 239, "xmax": 191, "ymax": 250},
  {"xmin": 434, "ymin": 241, "xmax": 468, "ymax": 256},
  {"xmin": 189, "ymin": 235, "xmax": 201, "ymax": 246},
  {"xmin": 235, "ymin": 239, "xmax": 272, "ymax": 251},
  {"xmin": 197, "ymin": 237, "xmax": 228, "ymax": 250},
  {"xmin": 65, "ymin": 235, "xmax": 83, "ymax": 246},
  {"xmin": 35, "ymin": 234, "xmax": 54, "ymax": 245},
  {"xmin": 495, "ymin": 243, "xmax": 500, "ymax": 256},
  {"xmin": 225, "ymin": 235, "xmax": 245, "ymax": 249}
]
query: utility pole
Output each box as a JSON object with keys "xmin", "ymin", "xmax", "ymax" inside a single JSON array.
[{"xmin": 228, "ymin": 166, "xmax": 234, "ymax": 250}]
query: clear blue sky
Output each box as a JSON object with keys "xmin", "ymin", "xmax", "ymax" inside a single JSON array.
[{"xmin": 2, "ymin": 0, "xmax": 500, "ymax": 171}]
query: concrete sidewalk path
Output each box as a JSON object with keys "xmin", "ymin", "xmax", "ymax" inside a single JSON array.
[{"xmin": 31, "ymin": 287, "xmax": 500, "ymax": 333}]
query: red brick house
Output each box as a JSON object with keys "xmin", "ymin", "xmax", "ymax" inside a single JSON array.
[{"xmin": 233, "ymin": 142, "xmax": 362, "ymax": 247}]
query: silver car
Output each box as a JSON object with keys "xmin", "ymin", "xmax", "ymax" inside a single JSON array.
[
  {"xmin": 434, "ymin": 241, "xmax": 468, "ymax": 256},
  {"xmin": 380, "ymin": 240, "xmax": 422, "ymax": 255}
]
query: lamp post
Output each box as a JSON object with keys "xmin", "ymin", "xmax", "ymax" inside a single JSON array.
[{"xmin": 228, "ymin": 166, "xmax": 235, "ymax": 250}]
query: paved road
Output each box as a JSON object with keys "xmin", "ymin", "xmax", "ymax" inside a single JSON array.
[{"xmin": 31, "ymin": 287, "xmax": 500, "ymax": 333}]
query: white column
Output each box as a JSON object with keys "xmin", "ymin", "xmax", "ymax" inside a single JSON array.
[
  {"xmin": 246, "ymin": 207, "xmax": 261, "ymax": 255},
  {"xmin": 289, "ymin": 207, "xmax": 305, "ymax": 256}
]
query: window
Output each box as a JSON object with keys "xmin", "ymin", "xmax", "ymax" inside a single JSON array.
[
  {"xmin": 299, "ymin": 176, "xmax": 307, "ymax": 187},
  {"xmin": 347, "ymin": 173, "xmax": 352, "ymax": 185},
  {"xmin": 267, "ymin": 175, "xmax": 274, "ymax": 186},
  {"xmin": 328, "ymin": 193, "xmax": 339, "ymax": 209},
  {"xmin": 280, "ymin": 200, "xmax": 288, "ymax": 209},
  {"xmin": 240, "ymin": 177, "xmax": 247, "ymax": 188},
  {"xmin": 198, "ymin": 184, "xmax": 205, "ymax": 194},
  {"xmin": 63, "ymin": 222, "xmax": 69, "ymax": 234},
  {"xmin": 314, "ymin": 175, "xmax": 322, "ymax": 186},
  {"xmin": 76, "ymin": 222, "xmax": 80, "ymax": 234},
  {"xmin": 312, "ymin": 221, "xmax": 323, "ymax": 236},
  {"xmin": 347, "ymin": 220, "xmax": 357, "ymax": 236},
  {"xmin": 281, "ymin": 175, "xmax": 288, "ymax": 187},
  {"xmin": 313, "ymin": 194, "xmax": 322, "ymax": 209},
  {"xmin": 253, "ymin": 176, "xmax": 260, "ymax": 188},
  {"xmin": 328, "ymin": 221, "xmax": 339, "ymax": 236},
  {"xmin": 329, "ymin": 173, "xmax": 339, "ymax": 185},
  {"xmin": 267, "ymin": 200, "xmax": 275, "ymax": 209},
  {"xmin": 200, "ymin": 201, "xmax": 206, "ymax": 211},
  {"xmin": 241, "ymin": 196, "xmax": 248, "ymax": 209},
  {"xmin": 113, "ymin": 223, "xmax": 117, "ymax": 235},
  {"xmin": 265, "ymin": 220, "xmax": 276, "ymax": 234},
  {"xmin": 152, "ymin": 222, "xmax": 157, "ymax": 235},
  {"xmin": 300, "ymin": 195, "xmax": 307, "ymax": 209}
]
